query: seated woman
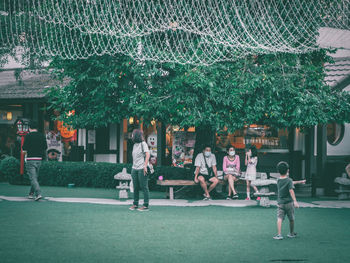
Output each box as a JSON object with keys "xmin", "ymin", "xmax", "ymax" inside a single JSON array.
[{"xmin": 223, "ymin": 145, "xmax": 240, "ymax": 199}]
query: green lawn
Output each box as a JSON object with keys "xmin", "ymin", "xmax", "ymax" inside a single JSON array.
[
  {"xmin": 0, "ymin": 183, "xmax": 166, "ymax": 200},
  {"xmin": 0, "ymin": 182, "xmax": 335, "ymax": 204},
  {"xmin": 1, "ymin": 192, "xmax": 349, "ymax": 262}
]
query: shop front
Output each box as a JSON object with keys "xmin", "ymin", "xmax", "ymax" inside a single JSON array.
[
  {"xmin": 0, "ymin": 69, "xmax": 78, "ymax": 161},
  {"xmin": 84, "ymin": 119, "xmax": 296, "ymax": 178}
]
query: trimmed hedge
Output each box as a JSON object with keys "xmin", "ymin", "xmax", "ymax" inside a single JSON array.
[
  {"xmin": 0, "ymin": 156, "xmax": 29, "ymax": 184},
  {"xmin": 5, "ymin": 160, "xmax": 192, "ymax": 189}
]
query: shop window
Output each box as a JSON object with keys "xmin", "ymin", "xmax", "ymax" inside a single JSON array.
[
  {"xmin": 216, "ymin": 125, "xmax": 289, "ymax": 152},
  {"xmin": 95, "ymin": 125, "xmax": 110, "ymax": 153},
  {"xmin": 327, "ymin": 122, "xmax": 344, "ymax": 146},
  {"xmin": 0, "ymin": 106, "xmax": 23, "ymax": 159},
  {"xmin": 166, "ymin": 125, "xmax": 196, "ymax": 168}
]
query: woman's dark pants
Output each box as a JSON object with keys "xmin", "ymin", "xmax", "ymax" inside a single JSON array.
[{"xmin": 131, "ymin": 168, "xmax": 149, "ymax": 207}]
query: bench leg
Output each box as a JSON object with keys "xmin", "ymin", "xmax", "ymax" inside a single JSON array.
[
  {"xmin": 338, "ymin": 185, "xmax": 348, "ymax": 200},
  {"xmin": 259, "ymin": 186, "xmax": 270, "ymax": 207},
  {"xmin": 260, "ymin": 197, "xmax": 270, "ymax": 207},
  {"xmin": 169, "ymin": 187, "xmax": 174, "ymax": 200},
  {"xmin": 118, "ymin": 189, "xmax": 128, "ymax": 199}
]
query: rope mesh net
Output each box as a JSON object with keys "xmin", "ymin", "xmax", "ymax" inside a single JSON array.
[{"xmin": 1, "ymin": 0, "xmax": 349, "ymax": 65}]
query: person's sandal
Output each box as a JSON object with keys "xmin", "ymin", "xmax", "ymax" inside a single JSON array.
[
  {"xmin": 129, "ymin": 205, "xmax": 138, "ymax": 211},
  {"xmin": 137, "ymin": 206, "xmax": 149, "ymax": 211},
  {"xmin": 232, "ymin": 194, "xmax": 239, "ymax": 199},
  {"xmin": 226, "ymin": 196, "xmax": 231, "ymax": 200}
]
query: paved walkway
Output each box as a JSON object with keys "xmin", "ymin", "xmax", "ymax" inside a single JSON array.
[{"xmin": 1, "ymin": 195, "xmax": 350, "ymax": 208}]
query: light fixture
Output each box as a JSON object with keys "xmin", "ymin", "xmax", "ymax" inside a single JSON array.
[
  {"xmin": 17, "ymin": 120, "xmax": 23, "ymax": 132},
  {"xmin": 129, "ymin": 117, "xmax": 134, "ymax": 124},
  {"xmin": 6, "ymin": 112, "xmax": 12, "ymax": 121},
  {"xmin": 15, "ymin": 118, "xmax": 30, "ymax": 135}
]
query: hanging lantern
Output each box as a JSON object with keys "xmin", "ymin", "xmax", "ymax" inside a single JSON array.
[
  {"xmin": 6, "ymin": 112, "xmax": 12, "ymax": 121},
  {"xmin": 16, "ymin": 120, "xmax": 23, "ymax": 133},
  {"xmin": 23, "ymin": 121, "xmax": 29, "ymax": 132},
  {"xmin": 15, "ymin": 118, "xmax": 30, "ymax": 135}
]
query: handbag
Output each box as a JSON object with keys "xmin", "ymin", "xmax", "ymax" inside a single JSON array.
[
  {"xmin": 141, "ymin": 142, "xmax": 154, "ymax": 175},
  {"xmin": 203, "ymin": 153, "xmax": 214, "ymax": 177}
]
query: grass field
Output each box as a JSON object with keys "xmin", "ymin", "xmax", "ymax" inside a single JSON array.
[{"xmin": 1, "ymin": 183, "xmax": 349, "ymax": 263}]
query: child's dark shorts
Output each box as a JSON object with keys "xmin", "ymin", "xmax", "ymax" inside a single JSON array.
[{"xmin": 277, "ymin": 202, "xmax": 295, "ymax": 221}]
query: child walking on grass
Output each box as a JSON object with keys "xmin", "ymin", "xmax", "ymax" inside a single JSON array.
[{"xmin": 273, "ymin": 161, "xmax": 299, "ymax": 240}]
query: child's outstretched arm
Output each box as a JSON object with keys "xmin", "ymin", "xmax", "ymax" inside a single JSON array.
[{"xmin": 293, "ymin": 180, "xmax": 306, "ymax": 185}]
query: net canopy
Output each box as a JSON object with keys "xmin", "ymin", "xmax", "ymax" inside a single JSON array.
[{"xmin": 1, "ymin": 0, "xmax": 349, "ymax": 65}]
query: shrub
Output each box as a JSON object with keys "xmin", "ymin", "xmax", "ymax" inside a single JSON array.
[
  {"xmin": 38, "ymin": 161, "xmax": 132, "ymax": 188},
  {"xmin": 6, "ymin": 160, "xmax": 192, "ymax": 189},
  {"xmin": 0, "ymin": 156, "xmax": 30, "ymax": 185}
]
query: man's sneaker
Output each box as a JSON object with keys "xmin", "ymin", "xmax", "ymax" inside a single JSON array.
[
  {"xmin": 137, "ymin": 206, "xmax": 149, "ymax": 211},
  {"xmin": 232, "ymin": 194, "xmax": 239, "ymax": 199},
  {"xmin": 256, "ymin": 197, "xmax": 261, "ymax": 201},
  {"xmin": 287, "ymin": 233, "xmax": 297, "ymax": 238},
  {"xmin": 28, "ymin": 194, "xmax": 34, "ymax": 199},
  {"xmin": 245, "ymin": 197, "xmax": 251, "ymax": 201},
  {"xmin": 273, "ymin": 234, "xmax": 283, "ymax": 240},
  {"xmin": 34, "ymin": 195, "xmax": 42, "ymax": 201},
  {"xmin": 129, "ymin": 205, "xmax": 138, "ymax": 211}
]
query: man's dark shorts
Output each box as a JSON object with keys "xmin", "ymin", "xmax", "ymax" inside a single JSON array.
[
  {"xmin": 277, "ymin": 202, "xmax": 295, "ymax": 221},
  {"xmin": 198, "ymin": 173, "xmax": 215, "ymax": 182}
]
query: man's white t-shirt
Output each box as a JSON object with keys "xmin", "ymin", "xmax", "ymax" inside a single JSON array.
[{"xmin": 194, "ymin": 153, "xmax": 217, "ymax": 175}]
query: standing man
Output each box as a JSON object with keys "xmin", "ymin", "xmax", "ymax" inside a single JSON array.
[
  {"xmin": 23, "ymin": 120, "xmax": 47, "ymax": 201},
  {"xmin": 194, "ymin": 145, "xmax": 219, "ymax": 200}
]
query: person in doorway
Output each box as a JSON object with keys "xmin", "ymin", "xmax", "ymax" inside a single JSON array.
[
  {"xmin": 273, "ymin": 161, "xmax": 299, "ymax": 240},
  {"xmin": 245, "ymin": 145, "xmax": 260, "ymax": 200},
  {"xmin": 22, "ymin": 120, "xmax": 47, "ymax": 201},
  {"xmin": 222, "ymin": 145, "xmax": 240, "ymax": 199},
  {"xmin": 129, "ymin": 129, "xmax": 150, "ymax": 211},
  {"xmin": 194, "ymin": 145, "xmax": 219, "ymax": 200}
]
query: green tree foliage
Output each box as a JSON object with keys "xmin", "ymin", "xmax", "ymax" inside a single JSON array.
[{"xmin": 47, "ymin": 50, "xmax": 350, "ymax": 131}]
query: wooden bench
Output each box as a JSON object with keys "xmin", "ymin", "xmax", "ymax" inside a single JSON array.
[
  {"xmin": 157, "ymin": 180, "xmax": 198, "ymax": 200},
  {"xmin": 157, "ymin": 171, "xmax": 268, "ymax": 200},
  {"xmin": 157, "ymin": 170, "xmax": 244, "ymax": 200},
  {"xmin": 157, "ymin": 179, "xmax": 228, "ymax": 200}
]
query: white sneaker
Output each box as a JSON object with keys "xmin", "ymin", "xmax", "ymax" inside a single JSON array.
[
  {"xmin": 273, "ymin": 234, "xmax": 283, "ymax": 240},
  {"xmin": 35, "ymin": 195, "xmax": 42, "ymax": 201},
  {"xmin": 28, "ymin": 194, "xmax": 34, "ymax": 199},
  {"xmin": 287, "ymin": 233, "xmax": 297, "ymax": 238}
]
